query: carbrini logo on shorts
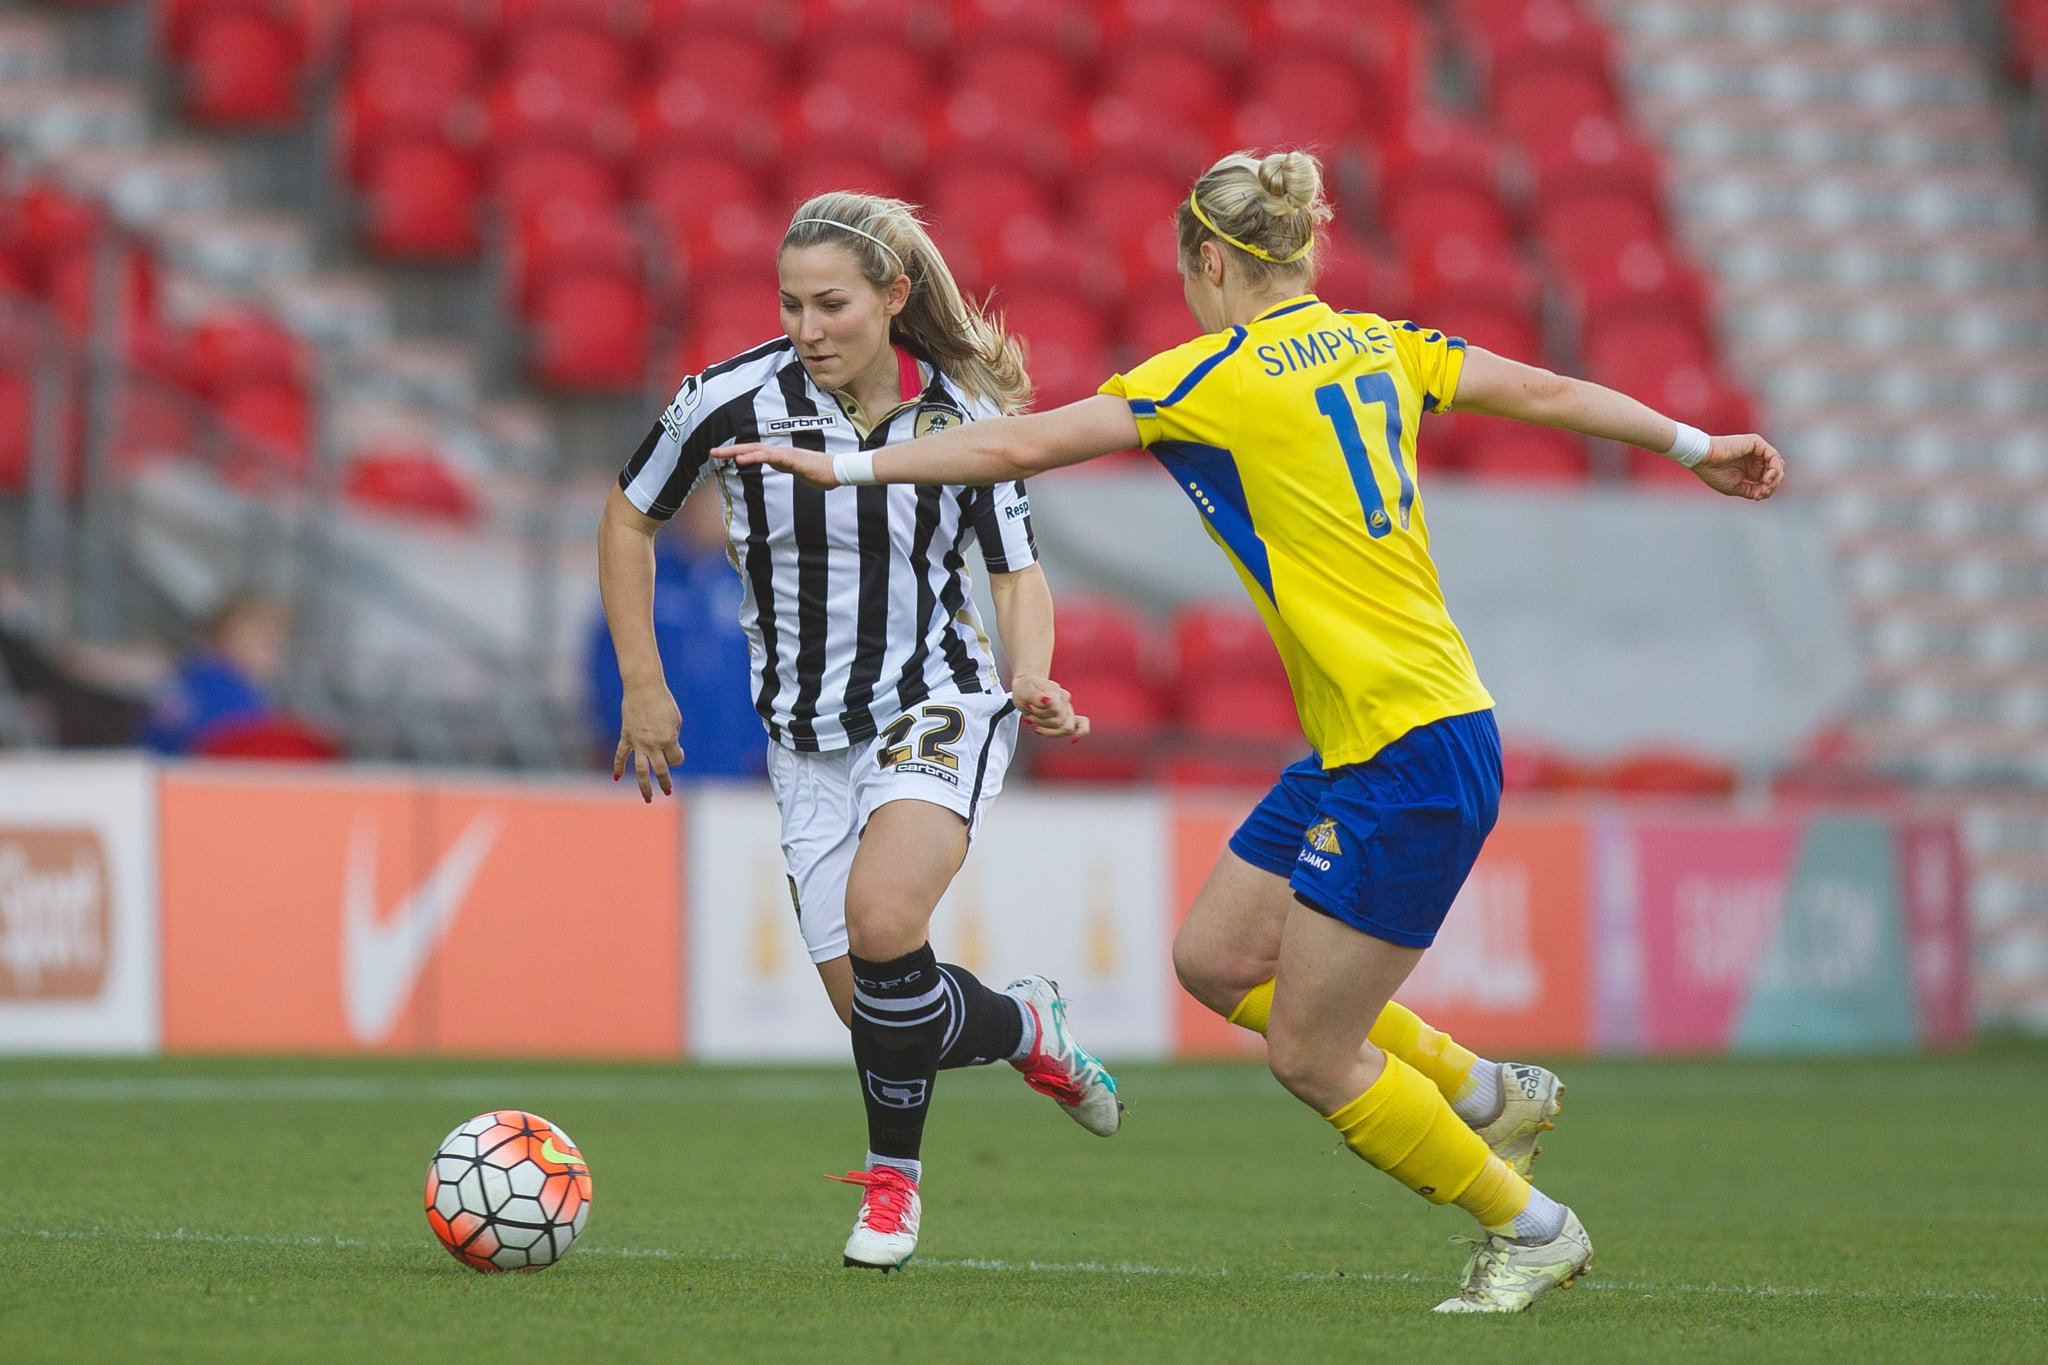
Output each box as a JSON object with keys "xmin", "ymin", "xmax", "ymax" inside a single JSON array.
[{"xmin": 0, "ymin": 827, "xmax": 111, "ymax": 999}]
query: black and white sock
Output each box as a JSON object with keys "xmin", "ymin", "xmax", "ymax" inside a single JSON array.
[
  {"xmin": 934, "ymin": 963, "xmax": 1027, "ymax": 1070},
  {"xmin": 849, "ymin": 945, "xmax": 948, "ymax": 1162}
]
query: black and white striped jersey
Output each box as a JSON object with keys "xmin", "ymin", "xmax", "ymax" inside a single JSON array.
[{"xmin": 618, "ymin": 337, "xmax": 1039, "ymax": 753}]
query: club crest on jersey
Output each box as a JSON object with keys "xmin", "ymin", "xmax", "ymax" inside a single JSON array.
[
  {"xmin": 914, "ymin": 403, "xmax": 965, "ymax": 439},
  {"xmin": 765, "ymin": 414, "xmax": 837, "ymax": 434},
  {"xmin": 1306, "ymin": 818, "xmax": 1343, "ymax": 856}
]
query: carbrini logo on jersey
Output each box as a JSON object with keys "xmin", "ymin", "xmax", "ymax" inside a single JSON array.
[
  {"xmin": 0, "ymin": 827, "xmax": 111, "ymax": 999},
  {"xmin": 1306, "ymin": 818, "xmax": 1344, "ymax": 856}
]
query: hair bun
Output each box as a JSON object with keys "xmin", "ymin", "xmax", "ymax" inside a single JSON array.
[{"xmin": 1256, "ymin": 151, "xmax": 1322, "ymax": 215}]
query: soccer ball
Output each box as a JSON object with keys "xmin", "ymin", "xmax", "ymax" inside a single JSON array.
[{"xmin": 425, "ymin": 1110, "xmax": 591, "ymax": 1272}]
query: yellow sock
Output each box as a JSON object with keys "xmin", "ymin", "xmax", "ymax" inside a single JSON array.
[
  {"xmin": 1327, "ymin": 1054, "xmax": 1531, "ymax": 1232},
  {"xmin": 1226, "ymin": 984, "xmax": 1484, "ymax": 1106}
]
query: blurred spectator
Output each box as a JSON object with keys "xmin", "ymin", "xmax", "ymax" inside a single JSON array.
[
  {"xmin": 143, "ymin": 593, "xmax": 290, "ymax": 754},
  {"xmin": 586, "ymin": 490, "xmax": 764, "ymax": 778}
]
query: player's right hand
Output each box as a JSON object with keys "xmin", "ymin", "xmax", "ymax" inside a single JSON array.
[
  {"xmin": 1013, "ymin": 673, "xmax": 1090, "ymax": 741},
  {"xmin": 1693, "ymin": 433, "xmax": 1785, "ymax": 501},
  {"xmin": 615, "ymin": 683, "xmax": 685, "ymax": 801}
]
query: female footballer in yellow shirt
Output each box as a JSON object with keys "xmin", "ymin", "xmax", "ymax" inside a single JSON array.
[{"xmin": 727, "ymin": 149, "xmax": 1784, "ymax": 1313}]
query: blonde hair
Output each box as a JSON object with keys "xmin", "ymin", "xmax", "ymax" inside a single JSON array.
[
  {"xmin": 781, "ymin": 192, "xmax": 1033, "ymax": 414},
  {"xmin": 1177, "ymin": 150, "xmax": 1332, "ymax": 287}
]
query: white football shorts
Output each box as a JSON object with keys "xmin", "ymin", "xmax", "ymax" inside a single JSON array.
[{"xmin": 766, "ymin": 690, "xmax": 1020, "ymax": 964}]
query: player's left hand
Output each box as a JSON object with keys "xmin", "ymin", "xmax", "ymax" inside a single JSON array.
[
  {"xmin": 1013, "ymin": 674, "xmax": 1090, "ymax": 740},
  {"xmin": 719, "ymin": 442, "xmax": 838, "ymax": 490},
  {"xmin": 1693, "ymin": 433, "xmax": 1785, "ymax": 501}
]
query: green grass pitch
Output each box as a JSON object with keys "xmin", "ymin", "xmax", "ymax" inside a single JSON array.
[{"xmin": 3, "ymin": 1047, "xmax": 2044, "ymax": 1363}]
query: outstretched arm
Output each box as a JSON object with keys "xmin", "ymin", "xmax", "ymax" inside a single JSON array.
[
  {"xmin": 723, "ymin": 394, "xmax": 1142, "ymax": 489},
  {"xmin": 1453, "ymin": 346, "xmax": 1785, "ymax": 501}
]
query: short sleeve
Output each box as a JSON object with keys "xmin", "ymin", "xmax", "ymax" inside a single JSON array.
[
  {"xmin": 1387, "ymin": 321, "xmax": 1469, "ymax": 415},
  {"xmin": 1098, "ymin": 329, "xmax": 1246, "ymax": 449},
  {"xmin": 969, "ymin": 480, "xmax": 1038, "ymax": 574},
  {"xmin": 618, "ymin": 372, "xmax": 727, "ymax": 520}
]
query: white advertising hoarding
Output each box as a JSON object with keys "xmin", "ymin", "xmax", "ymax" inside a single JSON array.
[
  {"xmin": 688, "ymin": 786, "xmax": 1173, "ymax": 1062},
  {"xmin": 0, "ymin": 755, "xmax": 159, "ymax": 1053}
]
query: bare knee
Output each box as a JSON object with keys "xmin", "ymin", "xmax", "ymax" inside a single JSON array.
[
  {"xmin": 1267, "ymin": 1026, "xmax": 1384, "ymax": 1116},
  {"xmin": 1171, "ymin": 923, "xmax": 1272, "ymax": 1018}
]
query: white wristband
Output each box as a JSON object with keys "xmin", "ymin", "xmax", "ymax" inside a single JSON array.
[
  {"xmin": 1665, "ymin": 422, "xmax": 1712, "ymax": 469},
  {"xmin": 832, "ymin": 450, "xmax": 877, "ymax": 485}
]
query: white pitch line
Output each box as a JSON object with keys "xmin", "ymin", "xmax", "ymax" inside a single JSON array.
[
  {"xmin": 4, "ymin": 1226, "xmax": 2039, "ymax": 1303},
  {"xmin": 0, "ymin": 1071, "xmax": 1289, "ymax": 1105}
]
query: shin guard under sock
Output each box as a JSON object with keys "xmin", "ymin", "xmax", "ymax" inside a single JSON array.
[
  {"xmin": 849, "ymin": 945, "xmax": 946, "ymax": 1162},
  {"xmin": 1325, "ymin": 1054, "xmax": 1532, "ymax": 1233}
]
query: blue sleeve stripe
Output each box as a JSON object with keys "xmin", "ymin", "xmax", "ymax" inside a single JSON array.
[
  {"xmin": 1157, "ymin": 328, "xmax": 1247, "ymax": 407},
  {"xmin": 1128, "ymin": 398, "xmax": 1157, "ymax": 416},
  {"xmin": 1447, "ymin": 337, "xmax": 1467, "ymax": 351}
]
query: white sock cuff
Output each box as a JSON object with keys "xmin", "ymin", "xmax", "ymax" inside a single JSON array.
[
  {"xmin": 1451, "ymin": 1060, "xmax": 1502, "ymax": 1126},
  {"xmin": 1008, "ymin": 997, "xmax": 1038, "ymax": 1061},
  {"xmin": 866, "ymin": 1152, "xmax": 921, "ymax": 1184},
  {"xmin": 1511, "ymin": 1188, "xmax": 1567, "ymax": 1244}
]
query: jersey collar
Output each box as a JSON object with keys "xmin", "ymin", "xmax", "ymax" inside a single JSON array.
[
  {"xmin": 827, "ymin": 344, "xmax": 930, "ymax": 437},
  {"xmin": 1251, "ymin": 295, "xmax": 1321, "ymax": 324}
]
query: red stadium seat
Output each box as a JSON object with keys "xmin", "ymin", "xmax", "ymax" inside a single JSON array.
[
  {"xmin": 1493, "ymin": 67, "xmax": 1615, "ymax": 149},
  {"xmin": 1002, "ymin": 291, "xmax": 1109, "ymax": 407},
  {"xmin": 1586, "ymin": 314, "xmax": 1711, "ymax": 388},
  {"xmin": 194, "ymin": 714, "xmax": 343, "ymax": 761},
  {"xmin": 501, "ymin": 23, "xmax": 633, "ymax": 108},
  {"xmin": 527, "ymin": 268, "xmax": 648, "ymax": 391},
  {"xmin": 981, "ymin": 216, "xmax": 1122, "ymax": 304},
  {"xmin": 928, "ymin": 43, "xmax": 1076, "ymax": 173},
  {"xmin": 1528, "ymin": 114, "xmax": 1663, "ymax": 210},
  {"xmin": 776, "ymin": 151, "xmax": 909, "ymax": 206},
  {"xmin": 661, "ymin": 198, "xmax": 782, "ymax": 290},
  {"xmin": 492, "ymin": 143, "xmax": 620, "ymax": 215},
  {"xmin": 1603, "ymin": 747, "xmax": 1737, "ymax": 797},
  {"xmin": 638, "ymin": 153, "xmax": 765, "ymax": 236},
  {"xmin": 1096, "ymin": 0, "xmax": 1246, "ymax": 63},
  {"xmin": 1072, "ymin": 166, "xmax": 1185, "ymax": 254},
  {"xmin": 1164, "ymin": 679, "xmax": 1306, "ymax": 789},
  {"xmin": 794, "ymin": 39, "xmax": 930, "ymax": 109},
  {"xmin": 1409, "ymin": 244, "xmax": 1535, "ymax": 320},
  {"xmin": 1427, "ymin": 302, "xmax": 1540, "ymax": 363},
  {"xmin": 1099, "ymin": 48, "xmax": 1232, "ymax": 129},
  {"xmin": 924, "ymin": 165, "xmax": 1053, "ymax": 253},
  {"xmin": 1462, "ymin": 0, "xmax": 1612, "ymax": 83},
  {"xmin": 1171, "ymin": 601, "xmax": 1287, "ymax": 690},
  {"xmin": 947, "ymin": 0, "xmax": 1094, "ymax": 57},
  {"xmin": 1124, "ymin": 282, "xmax": 1201, "ymax": 357},
  {"xmin": 499, "ymin": 0, "xmax": 643, "ymax": 35},
  {"xmin": 1567, "ymin": 238, "xmax": 1709, "ymax": 337},
  {"xmin": 351, "ymin": 15, "xmax": 481, "ymax": 109},
  {"xmin": 217, "ymin": 379, "xmax": 310, "ymax": 467},
  {"xmin": 485, "ymin": 73, "xmax": 632, "ymax": 161},
  {"xmin": 1385, "ymin": 183, "xmax": 1514, "ymax": 260},
  {"xmin": 647, "ymin": 0, "xmax": 796, "ymax": 43},
  {"xmin": 344, "ymin": 444, "xmax": 480, "ymax": 523},
  {"xmin": 635, "ymin": 68, "xmax": 781, "ymax": 163},
  {"xmin": 1463, "ymin": 422, "xmax": 1587, "ymax": 483},
  {"xmin": 510, "ymin": 197, "xmax": 639, "ymax": 316},
  {"xmin": 0, "ymin": 368, "xmax": 39, "ymax": 494},
  {"xmin": 360, "ymin": 136, "xmax": 481, "ymax": 258},
  {"xmin": 1235, "ymin": 55, "xmax": 1382, "ymax": 150},
  {"xmin": 1045, "ymin": 593, "xmax": 1150, "ymax": 677},
  {"xmin": 1246, "ymin": 0, "xmax": 1423, "ymax": 94},
  {"xmin": 177, "ymin": 308, "xmax": 306, "ymax": 396},
  {"xmin": 1535, "ymin": 192, "xmax": 1663, "ymax": 275},
  {"xmin": 1031, "ymin": 674, "xmax": 1163, "ymax": 783},
  {"xmin": 182, "ymin": 10, "xmax": 304, "ymax": 127},
  {"xmin": 796, "ymin": 0, "xmax": 934, "ymax": 47},
  {"xmin": 1316, "ymin": 233, "xmax": 1396, "ymax": 315}
]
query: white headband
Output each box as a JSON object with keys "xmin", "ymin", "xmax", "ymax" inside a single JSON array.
[{"xmin": 788, "ymin": 217, "xmax": 904, "ymax": 270}]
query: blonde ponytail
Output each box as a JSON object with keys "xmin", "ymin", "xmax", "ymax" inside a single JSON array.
[
  {"xmin": 780, "ymin": 192, "xmax": 1033, "ymax": 414},
  {"xmin": 1177, "ymin": 149, "xmax": 1332, "ymax": 286}
]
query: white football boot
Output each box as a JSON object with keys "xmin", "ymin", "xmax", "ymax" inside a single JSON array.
[
  {"xmin": 1474, "ymin": 1062, "xmax": 1563, "ymax": 1177},
  {"xmin": 1432, "ymin": 1208, "xmax": 1594, "ymax": 1314},
  {"xmin": 1004, "ymin": 976, "xmax": 1123, "ymax": 1136},
  {"xmin": 830, "ymin": 1166, "xmax": 920, "ymax": 1271}
]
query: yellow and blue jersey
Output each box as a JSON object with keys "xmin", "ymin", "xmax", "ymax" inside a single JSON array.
[{"xmin": 1099, "ymin": 294, "xmax": 1493, "ymax": 769}]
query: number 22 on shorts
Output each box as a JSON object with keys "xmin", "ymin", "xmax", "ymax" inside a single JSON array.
[{"xmin": 877, "ymin": 705, "xmax": 966, "ymax": 771}]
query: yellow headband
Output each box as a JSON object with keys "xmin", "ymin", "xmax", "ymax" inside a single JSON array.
[{"xmin": 1188, "ymin": 191, "xmax": 1314, "ymax": 265}]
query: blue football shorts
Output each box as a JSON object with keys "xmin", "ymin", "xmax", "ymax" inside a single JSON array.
[{"xmin": 1227, "ymin": 709, "xmax": 1503, "ymax": 949}]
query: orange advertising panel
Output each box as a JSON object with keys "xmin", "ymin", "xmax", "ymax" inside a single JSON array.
[
  {"xmin": 1392, "ymin": 814, "xmax": 1590, "ymax": 1054},
  {"xmin": 1169, "ymin": 801, "xmax": 1592, "ymax": 1057},
  {"xmin": 161, "ymin": 768, "xmax": 684, "ymax": 1057}
]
